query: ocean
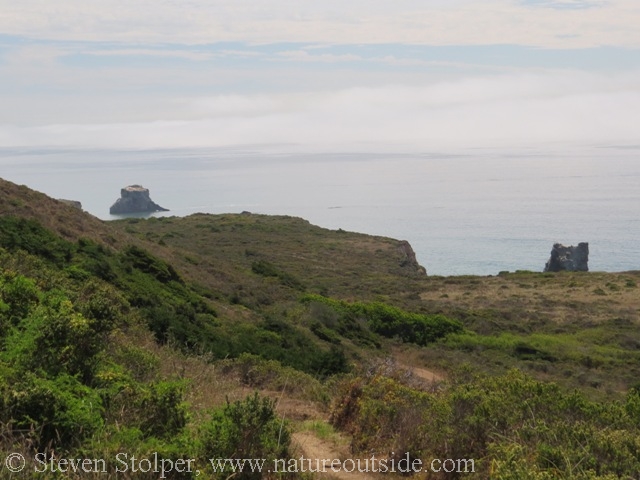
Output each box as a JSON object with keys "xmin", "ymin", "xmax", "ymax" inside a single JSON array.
[{"xmin": 1, "ymin": 145, "xmax": 639, "ymax": 276}]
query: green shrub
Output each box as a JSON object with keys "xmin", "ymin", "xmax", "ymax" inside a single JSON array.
[
  {"xmin": 96, "ymin": 374, "xmax": 189, "ymax": 440},
  {"xmin": 331, "ymin": 375, "xmax": 432, "ymax": 461},
  {"xmin": 112, "ymin": 345, "xmax": 160, "ymax": 382},
  {"xmin": 332, "ymin": 370, "xmax": 640, "ymax": 479},
  {"xmin": 301, "ymin": 294, "xmax": 463, "ymax": 346},
  {"xmin": 198, "ymin": 392, "xmax": 290, "ymax": 479},
  {"xmin": 30, "ymin": 290, "xmax": 114, "ymax": 381},
  {"xmin": 123, "ymin": 245, "xmax": 183, "ymax": 284},
  {"xmin": 2, "ymin": 372, "xmax": 104, "ymax": 448},
  {"xmin": 75, "ymin": 279, "xmax": 129, "ymax": 327},
  {"xmin": 139, "ymin": 381, "xmax": 189, "ymax": 439},
  {"xmin": 0, "ymin": 272, "xmax": 40, "ymax": 326},
  {"xmin": 252, "ymin": 260, "xmax": 305, "ymax": 291},
  {"xmin": 310, "ymin": 321, "xmax": 342, "ymax": 344},
  {"xmin": 304, "ymin": 298, "xmax": 379, "ymax": 347},
  {"xmin": 0, "ymin": 217, "xmax": 73, "ymax": 266},
  {"xmin": 626, "ymin": 386, "xmax": 640, "ymax": 422},
  {"xmin": 78, "ymin": 416, "xmax": 196, "ymax": 479},
  {"xmin": 425, "ymin": 370, "xmax": 640, "ymax": 478},
  {"xmin": 1, "ymin": 279, "xmax": 117, "ymax": 383},
  {"xmin": 218, "ymin": 353, "xmax": 330, "ymax": 404},
  {"xmin": 260, "ymin": 318, "xmax": 350, "ymax": 376},
  {"xmin": 356, "ymin": 301, "xmax": 463, "ymax": 345}
]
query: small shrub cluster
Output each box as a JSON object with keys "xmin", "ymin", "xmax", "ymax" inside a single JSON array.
[
  {"xmin": 217, "ymin": 353, "xmax": 330, "ymax": 404},
  {"xmin": 252, "ymin": 259, "xmax": 305, "ymax": 291},
  {"xmin": 331, "ymin": 375, "xmax": 431, "ymax": 459},
  {"xmin": 124, "ymin": 245, "xmax": 183, "ymax": 284},
  {"xmin": 0, "ymin": 217, "xmax": 73, "ymax": 266},
  {"xmin": 198, "ymin": 393, "xmax": 291, "ymax": 479},
  {"xmin": 331, "ymin": 369, "xmax": 640, "ymax": 479},
  {"xmin": 301, "ymin": 294, "xmax": 463, "ymax": 346},
  {"xmin": 0, "ymin": 272, "xmax": 107, "ymax": 447}
]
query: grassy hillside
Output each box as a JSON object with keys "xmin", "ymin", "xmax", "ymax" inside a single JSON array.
[
  {"xmin": 116, "ymin": 209, "xmax": 640, "ymax": 397},
  {"xmin": 1, "ymin": 177, "xmax": 640, "ymax": 479},
  {"xmin": 114, "ymin": 212, "xmax": 426, "ymax": 303}
]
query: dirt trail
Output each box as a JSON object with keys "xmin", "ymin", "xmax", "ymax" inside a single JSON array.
[
  {"xmin": 292, "ymin": 432, "xmax": 372, "ymax": 480},
  {"xmin": 409, "ymin": 365, "xmax": 443, "ymax": 383},
  {"xmin": 273, "ymin": 394, "xmax": 324, "ymax": 422},
  {"xmin": 277, "ymin": 356, "xmax": 444, "ymax": 478}
]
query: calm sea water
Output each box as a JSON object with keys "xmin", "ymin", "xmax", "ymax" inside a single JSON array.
[{"xmin": 1, "ymin": 146, "xmax": 639, "ymax": 276}]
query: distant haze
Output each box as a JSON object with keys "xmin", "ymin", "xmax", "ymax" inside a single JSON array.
[{"xmin": 0, "ymin": 1, "xmax": 639, "ymax": 152}]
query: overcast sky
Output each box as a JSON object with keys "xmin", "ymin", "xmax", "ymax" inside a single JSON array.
[{"xmin": 1, "ymin": 0, "xmax": 639, "ymax": 151}]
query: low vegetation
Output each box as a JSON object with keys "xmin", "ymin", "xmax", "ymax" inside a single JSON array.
[
  {"xmin": 1, "ymin": 177, "xmax": 640, "ymax": 479},
  {"xmin": 301, "ymin": 293, "xmax": 463, "ymax": 346},
  {"xmin": 332, "ymin": 368, "xmax": 640, "ymax": 478}
]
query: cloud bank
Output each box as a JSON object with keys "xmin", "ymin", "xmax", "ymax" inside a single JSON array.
[
  {"xmin": 2, "ymin": 0, "xmax": 640, "ymax": 48},
  {"xmin": 1, "ymin": 71, "xmax": 638, "ymax": 151},
  {"xmin": 1, "ymin": 1, "xmax": 639, "ymax": 152}
]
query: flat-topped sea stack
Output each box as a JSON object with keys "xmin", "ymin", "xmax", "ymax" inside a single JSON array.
[
  {"xmin": 544, "ymin": 242, "xmax": 589, "ymax": 272},
  {"xmin": 109, "ymin": 185, "xmax": 168, "ymax": 215}
]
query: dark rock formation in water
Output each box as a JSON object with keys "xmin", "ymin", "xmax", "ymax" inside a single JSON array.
[
  {"xmin": 544, "ymin": 243, "xmax": 589, "ymax": 272},
  {"xmin": 109, "ymin": 185, "xmax": 168, "ymax": 215},
  {"xmin": 397, "ymin": 240, "xmax": 427, "ymax": 275}
]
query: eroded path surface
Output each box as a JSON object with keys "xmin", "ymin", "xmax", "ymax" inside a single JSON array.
[
  {"xmin": 286, "ymin": 360, "xmax": 443, "ymax": 479},
  {"xmin": 292, "ymin": 432, "xmax": 372, "ymax": 480},
  {"xmin": 410, "ymin": 365, "xmax": 442, "ymax": 383}
]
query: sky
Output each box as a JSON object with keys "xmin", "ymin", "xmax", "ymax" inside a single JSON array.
[{"xmin": 0, "ymin": 0, "xmax": 639, "ymax": 151}]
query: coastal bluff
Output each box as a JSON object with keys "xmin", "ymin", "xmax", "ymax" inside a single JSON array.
[{"xmin": 109, "ymin": 185, "xmax": 168, "ymax": 215}]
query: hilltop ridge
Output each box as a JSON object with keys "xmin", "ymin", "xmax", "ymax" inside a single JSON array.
[{"xmin": 0, "ymin": 178, "xmax": 124, "ymax": 247}]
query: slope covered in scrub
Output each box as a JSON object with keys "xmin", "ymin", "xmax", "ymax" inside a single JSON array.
[{"xmin": 1, "ymin": 177, "xmax": 640, "ymax": 479}]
